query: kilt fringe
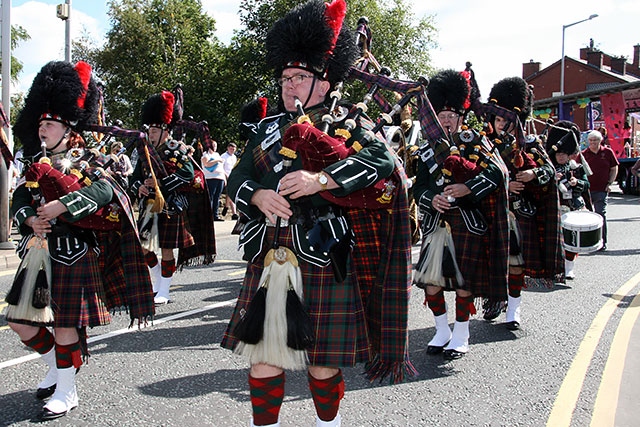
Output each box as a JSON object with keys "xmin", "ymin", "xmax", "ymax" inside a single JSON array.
[
  {"xmin": 176, "ymin": 254, "xmax": 217, "ymax": 271},
  {"xmin": 108, "ymin": 305, "xmax": 154, "ymax": 329},
  {"xmin": 482, "ymin": 298, "xmax": 507, "ymax": 319},
  {"xmin": 364, "ymin": 353, "xmax": 418, "ymax": 384},
  {"xmin": 128, "ymin": 315, "xmax": 154, "ymax": 329},
  {"xmin": 524, "ymin": 276, "xmax": 558, "ymax": 289}
]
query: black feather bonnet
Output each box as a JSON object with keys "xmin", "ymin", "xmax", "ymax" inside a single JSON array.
[
  {"xmin": 13, "ymin": 60, "xmax": 100, "ymax": 156},
  {"xmin": 265, "ymin": 0, "xmax": 358, "ymax": 87},
  {"xmin": 488, "ymin": 76, "xmax": 534, "ymax": 123},
  {"xmin": 427, "ymin": 69, "xmax": 472, "ymax": 116}
]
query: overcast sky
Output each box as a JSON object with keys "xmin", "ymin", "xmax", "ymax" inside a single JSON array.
[{"xmin": 8, "ymin": 0, "xmax": 640, "ymax": 102}]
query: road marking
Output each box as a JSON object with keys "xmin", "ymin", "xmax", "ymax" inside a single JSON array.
[
  {"xmin": 0, "ymin": 298, "xmax": 237, "ymax": 370},
  {"xmin": 547, "ymin": 272, "xmax": 640, "ymax": 427},
  {"xmin": 590, "ymin": 291, "xmax": 640, "ymax": 427},
  {"xmin": 0, "ymin": 260, "xmax": 246, "ymax": 278}
]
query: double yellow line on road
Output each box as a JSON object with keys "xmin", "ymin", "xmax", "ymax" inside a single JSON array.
[{"xmin": 547, "ymin": 272, "xmax": 640, "ymax": 427}]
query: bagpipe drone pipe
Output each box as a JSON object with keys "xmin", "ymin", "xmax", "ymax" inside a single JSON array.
[{"xmin": 280, "ymin": 65, "xmax": 454, "ymax": 210}]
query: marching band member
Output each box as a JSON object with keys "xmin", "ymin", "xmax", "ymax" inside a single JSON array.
[
  {"xmin": 414, "ymin": 69, "xmax": 509, "ymax": 359},
  {"xmin": 130, "ymin": 90, "xmax": 208, "ymax": 305},
  {"xmin": 221, "ymin": 1, "xmax": 413, "ymax": 425},
  {"xmin": 547, "ymin": 121, "xmax": 589, "ymax": 279},
  {"xmin": 484, "ymin": 77, "xmax": 564, "ymax": 329},
  {"xmin": 5, "ymin": 60, "xmax": 154, "ymax": 420}
]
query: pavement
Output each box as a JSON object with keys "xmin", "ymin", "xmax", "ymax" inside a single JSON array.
[
  {"xmin": 0, "ymin": 228, "xmax": 20, "ymax": 271},
  {"xmin": 1, "ymin": 204, "xmax": 640, "ymax": 426}
]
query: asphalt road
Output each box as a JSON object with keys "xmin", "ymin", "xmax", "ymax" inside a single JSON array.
[{"xmin": 1, "ymin": 192, "xmax": 639, "ymax": 427}]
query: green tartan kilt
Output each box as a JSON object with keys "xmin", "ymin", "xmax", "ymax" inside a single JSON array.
[
  {"xmin": 51, "ymin": 248, "xmax": 111, "ymax": 328},
  {"xmin": 221, "ymin": 224, "xmax": 371, "ymax": 367},
  {"xmin": 157, "ymin": 210, "xmax": 195, "ymax": 249},
  {"xmin": 442, "ymin": 209, "xmax": 491, "ymax": 297}
]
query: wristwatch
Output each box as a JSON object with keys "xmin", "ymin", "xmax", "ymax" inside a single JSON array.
[{"xmin": 318, "ymin": 172, "xmax": 329, "ymax": 191}]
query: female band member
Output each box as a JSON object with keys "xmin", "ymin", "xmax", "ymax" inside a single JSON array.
[{"xmin": 6, "ymin": 60, "xmax": 154, "ymax": 420}]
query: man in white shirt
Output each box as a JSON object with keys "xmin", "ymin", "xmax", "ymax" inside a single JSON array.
[{"xmin": 220, "ymin": 142, "xmax": 238, "ymax": 219}]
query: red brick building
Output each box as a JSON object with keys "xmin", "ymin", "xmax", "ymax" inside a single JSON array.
[{"xmin": 524, "ymin": 42, "xmax": 640, "ymax": 157}]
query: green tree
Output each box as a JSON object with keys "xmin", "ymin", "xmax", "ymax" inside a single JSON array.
[
  {"xmin": 92, "ymin": 0, "xmax": 228, "ymax": 141},
  {"xmin": 2, "ymin": 25, "xmax": 31, "ymax": 129},
  {"xmin": 0, "ymin": 25, "xmax": 31, "ymax": 83},
  {"xmin": 229, "ymin": 0, "xmax": 438, "ymax": 104}
]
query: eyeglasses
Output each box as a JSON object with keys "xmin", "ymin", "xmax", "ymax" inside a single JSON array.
[
  {"xmin": 277, "ymin": 74, "xmax": 315, "ymax": 87},
  {"xmin": 437, "ymin": 112, "xmax": 460, "ymax": 121}
]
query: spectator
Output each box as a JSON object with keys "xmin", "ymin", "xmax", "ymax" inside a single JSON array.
[
  {"xmin": 7, "ymin": 158, "xmax": 20, "ymax": 236},
  {"xmin": 623, "ymin": 122, "xmax": 632, "ymax": 157},
  {"xmin": 220, "ymin": 142, "xmax": 238, "ymax": 220},
  {"xmin": 201, "ymin": 141, "xmax": 226, "ymax": 221},
  {"xmin": 581, "ymin": 130, "xmax": 619, "ymax": 251},
  {"xmin": 597, "ymin": 126, "xmax": 609, "ymax": 146},
  {"xmin": 108, "ymin": 141, "xmax": 133, "ymax": 189}
]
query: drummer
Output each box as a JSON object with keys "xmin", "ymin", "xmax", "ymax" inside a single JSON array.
[{"xmin": 548, "ymin": 121, "xmax": 590, "ymax": 279}]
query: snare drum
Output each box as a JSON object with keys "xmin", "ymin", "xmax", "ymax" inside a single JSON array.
[{"xmin": 561, "ymin": 210, "xmax": 603, "ymax": 254}]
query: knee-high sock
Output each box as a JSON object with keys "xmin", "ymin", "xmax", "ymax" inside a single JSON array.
[
  {"xmin": 508, "ymin": 272, "xmax": 524, "ymax": 298},
  {"xmin": 22, "ymin": 327, "xmax": 55, "ymax": 355},
  {"xmin": 249, "ymin": 373, "xmax": 285, "ymax": 426},
  {"xmin": 309, "ymin": 370, "xmax": 345, "ymax": 422},
  {"xmin": 161, "ymin": 259, "xmax": 176, "ymax": 278},
  {"xmin": 425, "ymin": 289, "xmax": 446, "ymax": 316},
  {"xmin": 55, "ymin": 341, "xmax": 83, "ymax": 369},
  {"xmin": 455, "ymin": 294, "xmax": 476, "ymax": 322},
  {"xmin": 145, "ymin": 251, "xmax": 158, "ymax": 268}
]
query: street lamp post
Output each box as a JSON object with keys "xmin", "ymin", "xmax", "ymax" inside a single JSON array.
[
  {"xmin": 56, "ymin": 0, "xmax": 71, "ymax": 61},
  {"xmin": 559, "ymin": 13, "xmax": 598, "ymax": 120}
]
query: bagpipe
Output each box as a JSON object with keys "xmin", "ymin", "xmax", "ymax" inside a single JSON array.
[
  {"xmin": 5, "ymin": 126, "xmax": 144, "ymax": 324},
  {"xmin": 23, "ymin": 132, "xmax": 140, "ymax": 232},
  {"xmin": 280, "ymin": 81, "xmax": 418, "ymax": 209},
  {"xmin": 280, "ymin": 41, "xmax": 449, "ymax": 210}
]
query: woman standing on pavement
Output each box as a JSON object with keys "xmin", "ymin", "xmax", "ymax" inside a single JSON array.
[{"xmin": 201, "ymin": 140, "xmax": 226, "ymax": 221}]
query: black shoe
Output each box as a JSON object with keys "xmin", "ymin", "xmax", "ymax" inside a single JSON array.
[
  {"xmin": 221, "ymin": 207, "xmax": 228, "ymax": 217},
  {"xmin": 483, "ymin": 311, "xmax": 500, "ymax": 321},
  {"xmin": 36, "ymin": 385, "xmax": 56, "ymax": 400},
  {"xmin": 41, "ymin": 405, "xmax": 77, "ymax": 421},
  {"xmin": 426, "ymin": 344, "xmax": 447, "ymax": 355},
  {"xmin": 443, "ymin": 349, "xmax": 466, "ymax": 360},
  {"xmin": 505, "ymin": 321, "xmax": 520, "ymax": 330},
  {"xmin": 598, "ymin": 244, "xmax": 607, "ymax": 252},
  {"xmin": 231, "ymin": 214, "xmax": 239, "ymax": 220}
]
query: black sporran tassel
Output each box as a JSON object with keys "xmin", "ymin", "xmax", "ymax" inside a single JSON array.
[
  {"xmin": 442, "ymin": 245, "xmax": 457, "ymax": 279},
  {"xmin": 31, "ymin": 267, "xmax": 50, "ymax": 309},
  {"xmin": 5, "ymin": 268, "xmax": 26, "ymax": 305},
  {"xmin": 233, "ymin": 286, "xmax": 267, "ymax": 344},
  {"xmin": 286, "ymin": 288, "xmax": 314, "ymax": 350}
]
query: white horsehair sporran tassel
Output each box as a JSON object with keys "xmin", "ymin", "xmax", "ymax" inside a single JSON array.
[
  {"xmin": 414, "ymin": 221, "xmax": 464, "ymax": 287},
  {"xmin": 234, "ymin": 246, "xmax": 308, "ymax": 370},
  {"xmin": 5, "ymin": 235, "xmax": 54, "ymax": 324}
]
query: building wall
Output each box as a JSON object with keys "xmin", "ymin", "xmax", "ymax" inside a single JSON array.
[{"xmin": 526, "ymin": 57, "xmax": 628, "ymax": 131}]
